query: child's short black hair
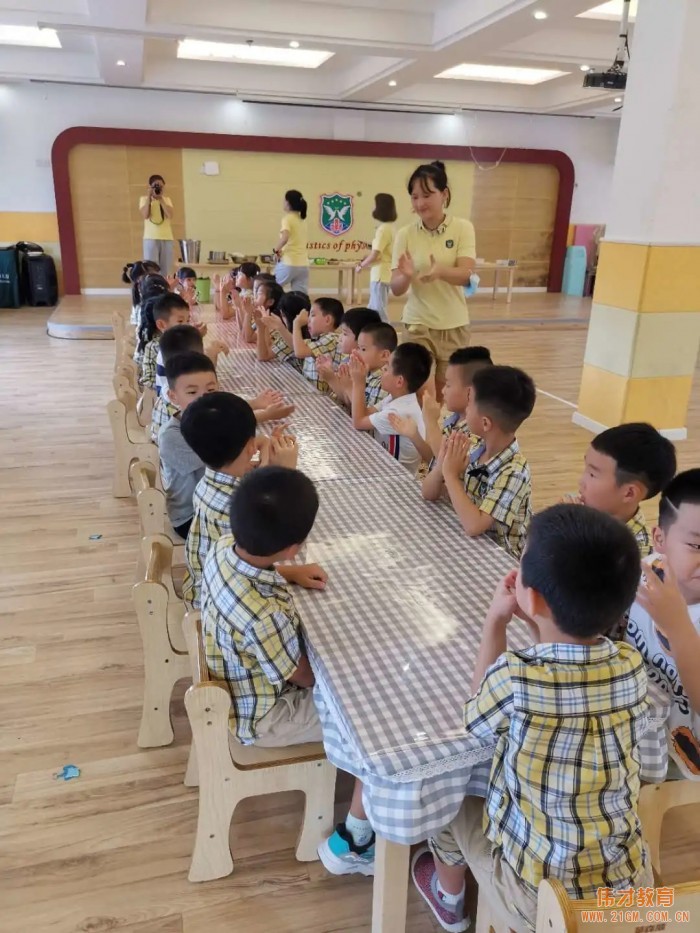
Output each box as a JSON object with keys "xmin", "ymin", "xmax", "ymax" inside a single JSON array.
[
  {"xmin": 180, "ymin": 392, "xmax": 257, "ymax": 470},
  {"xmin": 448, "ymin": 346, "xmax": 493, "ymax": 385},
  {"xmin": 230, "ymin": 466, "xmax": 319, "ymax": 557},
  {"xmin": 391, "ymin": 342, "xmax": 432, "ymax": 393},
  {"xmin": 159, "ymin": 324, "xmax": 204, "ymax": 362},
  {"xmin": 521, "ymin": 503, "xmax": 641, "ymax": 638},
  {"xmin": 165, "ymin": 351, "xmax": 216, "ymax": 389},
  {"xmin": 153, "ymin": 292, "xmax": 189, "ymax": 323},
  {"xmin": 238, "ymin": 261, "xmax": 260, "ymax": 280},
  {"xmin": 177, "ymin": 266, "xmax": 197, "ymax": 280},
  {"xmin": 314, "ymin": 297, "xmax": 344, "ymax": 329},
  {"xmin": 471, "ymin": 365, "xmax": 536, "ymax": 433},
  {"xmin": 360, "ymin": 321, "xmax": 398, "ymax": 352},
  {"xmin": 342, "ymin": 306, "xmax": 381, "ymax": 338},
  {"xmin": 591, "ymin": 423, "xmax": 677, "ymax": 500},
  {"xmin": 658, "ymin": 468, "xmax": 700, "ymax": 530}
]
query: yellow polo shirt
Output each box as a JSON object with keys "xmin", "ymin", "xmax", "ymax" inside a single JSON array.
[
  {"xmin": 139, "ymin": 196, "xmax": 173, "ymax": 240},
  {"xmin": 392, "ymin": 215, "xmax": 476, "ymax": 329},
  {"xmin": 370, "ymin": 222, "xmax": 395, "ymax": 284},
  {"xmin": 280, "ymin": 212, "xmax": 308, "ymax": 267}
]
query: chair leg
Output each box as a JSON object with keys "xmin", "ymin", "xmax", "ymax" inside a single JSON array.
[
  {"xmin": 137, "ymin": 655, "xmax": 181, "ymax": 748},
  {"xmin": 184, "ymin": 741, "xmax": 199, "ymax": 787},
  {"xmin": 294, "ymin": 760, "xmax": 337, "ymax": 861},
  {"xmin": 188, "ymin": 785, "xmax": 238, "ymax": 882}
]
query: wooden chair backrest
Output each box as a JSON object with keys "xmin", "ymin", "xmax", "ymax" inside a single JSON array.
[
  {"xmin": 145, "ymin": 537, "xmax": 169, "ymax": 584},
  {"xmin": 130, "ymin": 459, "xmax": 157, "ymax": 494},
  {"xmin": 194, "ymin": 616, "xmax": 209, "ymax": 685}
]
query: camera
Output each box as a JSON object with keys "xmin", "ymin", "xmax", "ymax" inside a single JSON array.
[{"xmin": 152, "ymin": 183, "xmax": 162, "ymax": 195}]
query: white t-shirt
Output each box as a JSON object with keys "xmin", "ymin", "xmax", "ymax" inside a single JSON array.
[
  {"xmin": 626, "ymin": 592, "xmax": 700, "ymax": 780},
  {"xmin": 368, "ymin": 393, "xmax": 425, "ymax": 476}
]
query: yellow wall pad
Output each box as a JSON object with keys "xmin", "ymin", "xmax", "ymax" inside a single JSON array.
[
  {"xmin": 0, "ymin": 212, "xmax": 59, "ymax": 242},
  {"xmin": 578, "ymin": 363, "xmax": 693, "ymax": 429},
  {"xmin": 594, "ymin": 241, "xmax": 700, "ymax": 313}
]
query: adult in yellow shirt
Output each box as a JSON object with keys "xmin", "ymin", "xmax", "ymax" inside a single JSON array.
[
  {"xmin": 356, "ymin": 193, "xmax": 397, "ymax": 322},
  {"xmin": 391, "ymin": 160, "xmax": 476, "ymax": 398},
  {"xmin": 273, "ymin": 189, "xmax": 309, "ymax": 294},
  {"xmin": 139, "ymin": 174, "xmax": 174, "ymax": 273}
]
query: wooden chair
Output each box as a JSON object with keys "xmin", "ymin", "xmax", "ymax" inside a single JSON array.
[
  {"xmin": 638, "ymin": 779, "xmax": 700, "ymax": 878},
  {"xmin": 536, "ymin": 876, "xmax": 700, "ymax": 931},
  {"xmin": 183, "ymin": 611, "xmax": 336, "ymax": 882},
  {"xmin": 129, "ymin": 460, "xmax": 177, "ymax": 540},
  {"xmin": 132, "ymin": 535, "xmax": 190, "ymax": 748},
  {"xmin": 107, "ymin": 386, "xmax": 160, "ymax": 497}
]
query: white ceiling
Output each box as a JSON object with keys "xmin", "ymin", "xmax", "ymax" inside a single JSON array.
[{"xmin": 0, "ymin": 0, "xmax": 633, "ymax": 117}]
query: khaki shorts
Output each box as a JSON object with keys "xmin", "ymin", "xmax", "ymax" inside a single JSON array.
[
  {"xmin": 251, "ymin": 687, "xmax": 323, "ymax": 747},
  {"xmin": 400, "ymin": 323, "xmax": 471, "ymax": 383}
]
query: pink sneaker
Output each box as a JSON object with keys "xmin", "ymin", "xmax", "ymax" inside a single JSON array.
[{"xmin": 411, "ymin": 846, "xmax": 469, "ymax": 933}]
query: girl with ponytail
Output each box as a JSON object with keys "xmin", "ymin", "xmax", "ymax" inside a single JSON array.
[
  {"xmin": 123, "ymin": 259, "xmax": 161, "ymax": 324},
  {"xmin": 272, "ymin": 188, "xmax": 310, "ymax": 295},
  {"xmin": 134, "ymin": 274, "xmax": 171, "ymax": 382}
]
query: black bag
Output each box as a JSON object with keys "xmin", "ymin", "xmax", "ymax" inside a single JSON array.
[
  {"xmin": 0, "ymin": 247, "xmax": 21, "ymax": 308},
  {"xmin": 23, "ymin": 253, "xmax": 58, "ymax": 307}
]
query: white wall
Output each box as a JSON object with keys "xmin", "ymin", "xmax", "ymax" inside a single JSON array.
[{"xmin": 0, "ymin": 82, "xmax": 619, "ymax": 224}]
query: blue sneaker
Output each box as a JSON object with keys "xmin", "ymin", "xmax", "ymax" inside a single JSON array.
[{"xmin": 317, "ymin": 822, "xmax": 376, "ymax": 876}]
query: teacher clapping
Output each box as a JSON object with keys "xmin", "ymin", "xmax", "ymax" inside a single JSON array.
[
  {"xmin": 391, "ymin": 160, "xmax": 476, "ymax": 397},
  {"xmin": 139, "ymin": 174, "xmax": 174, "ymax": 273},
  {"xmin": 273, "ymin": 189, "xmax": 309, "ymax": 294}
]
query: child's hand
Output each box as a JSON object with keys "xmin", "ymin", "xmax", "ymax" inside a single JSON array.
[
  {"xmin": 295, "ymin": 309, "xmax": 309, "ymax": 329},
  {"xmin": 194, "ymin": 321, "xmax": 208, "ymax": 338},
  {"xmin": 316, "ymin": 356, "xmax": 334, "ymax": 382},
  {"xmin": 263, "ymin": 400, "xmax": 295, "ymax": 424},
  {"xmin": 262, "ymin": 314, "xmax": 280, "ymax": 332},
  {"xmin": 254, "ymin": 435, "xmax": 271, "ymax": 467},
  {"xmin": 486, "ymin": 569, "xmax": 519, "ymax": 627},
  {"xmin": 208, "ymin": 339, "xmax": 228, "ymax": 356},
  {"xmin": 441, "ymin": 432, "xmax": 469, "ymax": 479},
  {"xmin": 422, "ymin": 389, "xmax": 442, "ymax": 425},
  {"xmin": 388, "ymin": 413, "xmax": 419, "ymax": 441},
  {"xmin": 637, "ymin": 559, "xmax": 693, "ymax": 643},
  {"xmin": 397, "ymin": 250, "xmax": 416, "ymax": 280},
  {"xmin": 270, "ymin": 432, "xmax": 299, "ymax": 468},
  {"xmin": 561, "ymin": 492, "xmax": 583, "ymax": 505},
  {"xmin": 335, "ymin": 363, "xmax": 352, "ymax": 395},
  {"xmin": 349, "ymin": 355, "xmax": 368, "ymax": 384},
  {"xmin": 252, "ymin": 305, "xmax": 264, "ymax": 325},
  {"xmin": 212, "ymin": 273, "xmax": 222, "ymax": 290},
  {"xmin": 281, "ymin": 563, "xmax": 328, "ymax": 590},
  {"xmin": 250, "ymin": 389, "xmax": 284, "ymax": 410}
]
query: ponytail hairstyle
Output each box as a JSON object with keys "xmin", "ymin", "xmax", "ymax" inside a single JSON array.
[
  {"xmin": 278, "ymin": 290, "xmax": 311, "ymax": 335},
  {"xmin": 123, "ymin": 259, "xmax": 161, "ymax": 307},
  {"xmin": 285, "ymin": 189, "xmax": 308, "ymax": 220},
  {"xmin": 136, "ymin": 273, "xmax": 171, "ymax": 353},
  {"xmin": 122, "ymin": 262, "xmax": 135, "ymax": 285},
  {"xmin": 407, "ymin": 160, "xmax": 451, "ymax": 207}
]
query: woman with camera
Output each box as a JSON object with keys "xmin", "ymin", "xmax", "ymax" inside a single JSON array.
[{"xmin": 139, "ymin": 174, "xmax": 174, "ymax": 272}]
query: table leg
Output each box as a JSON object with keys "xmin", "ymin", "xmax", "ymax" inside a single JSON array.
[
  {"xmin": 507, "ymin": 268, "xmax": 514, "ymax": 304},
  {"xmin": 492, "ymin": 269, "xmax": 498, "ymax": 301},
  {"xmin": 371, "ymin": 837, "xmax": 410, "ymax": 933},
  {"xmin": 338, "ymin": 267, "xmax": 343, "ymax": 303},
  {"xmin": 350, "ymin": 266, "xmax": 357, "ymax": 304}
]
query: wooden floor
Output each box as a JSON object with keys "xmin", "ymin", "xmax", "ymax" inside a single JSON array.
[{"xmin": 2, "ymin": 300, "xmax": 700, "ymax": 933}]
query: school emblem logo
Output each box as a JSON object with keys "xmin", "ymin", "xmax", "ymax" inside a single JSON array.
[{"xmin": 320, "ymin": 193, "xmax": 354, "ymax": 237}]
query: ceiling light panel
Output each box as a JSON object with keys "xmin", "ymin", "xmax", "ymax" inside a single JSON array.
[
  {"xmin": 436, "ymin": 63, "xmax": 568, "ymax": 85},
  {"xmin": 0, "ymin": 25, "xmax": 61, "ymax": 48},
  {"xmin": 177, "ymin": 39, "xmax": 332, "ymax": 68},
  {"xmin": 578, "ymin": 1, "xmax": 637, "ymax": 21}
]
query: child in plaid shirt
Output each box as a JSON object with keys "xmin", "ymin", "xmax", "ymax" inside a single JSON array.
[
  {"xmin": 316, "ymin": 306, "xmax": 380, "ymax": 403},
  {"xmin": 423, "ymin": 365, "xmax": 535, "ymax": 558},
  {"xmin": 181, "ymin": 392, "xmax": 321, "ymax": 608},
  {"xmin": 411, "ymin": 504, "xmax": 656, "ymax": 933},
  {"xmin": 201, "ymin": 466, "xmax": 329, "ymax": 746},
  {"xmin": 255, "ymin": 290, "xmax": 311, "ymax": 370},
  {"xmin": 355, "ymin": 321, "xmax": 398, "ymax": 408},
  {"xmin": 292, "ymin": 297, "xmax": 344, "ymax": 393}
]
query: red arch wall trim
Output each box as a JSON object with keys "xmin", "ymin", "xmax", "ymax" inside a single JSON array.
[{"xmin": 51, "ymin": 125, "xmax": 575, "ymax": 295}]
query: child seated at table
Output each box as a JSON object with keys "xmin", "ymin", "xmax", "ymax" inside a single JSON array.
[
  {"xmin": 423, "ymin": 365, "xmax": 535, "ymax": 558},
  {"xmin": 356, "ymin": 321, "xmax": 398, "ymax": 407},
  {"xmin": 150, "ymin": 293, "xmax": 213, "ymax": 397},
  {"xmin": 316, "ymin": 306, "xmax": 381, "ymax": 404},
  {"xmin": 201, "ymin": 466, "xmax": 329, "ymax": 746},
  {"xmin": 349, "ymin": 342, "xmax": 432, "ymax": 476},
  {"xmin": 123, "ymin": 259, "xmax": 160, "ymax": 325},
  {"xmin": 174, "ymin": 266, "xmax": 198, "ymax": 308},
  {"xmin": 626, "ymin": 468, "xmax": 700, "ymax": 780},
  {"xmin": 569, "ymin": 422, "xmax": 677, "ymax": 556},
  {"xmin": 411, "ymin": 504, "xmax": 653, "ymax": 933},
  {"xmin": 292, "ymin": 297, "xmax": 344, "ymax": 393},
  {"xmin": 255, "ymin": 290, "xmax": 311, "ymax": 369},
  {"xmin": 181, "ymin": 393, "xmax": 322, "ymax": 608},
  {"xmin": 150, "ymin": 324, "xmax": 205, "ymax": 442},
  {"xmin": 135, "ymin": 273, "xmax": 171, "ymax": 378},
  {"xmin": 242, "ymin": 277, "xmax": 283, "ymax": 344}
]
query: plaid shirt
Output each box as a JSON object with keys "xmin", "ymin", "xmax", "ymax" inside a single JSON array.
[
  {"xmin": 442, "ymin": 411, "xmax": 471, "ymax": 439},
  {"xmin": 365, "ymin": 369, "xmax": 387, "ymax": 408},
  {"xmin": 201, "ymin": 536, "xmax": 303, "ymax": 743},
  {"xmin": 183, "ymin": 470, "xmax": 241, "ymax": 608},
  {"xmin": 463, "ymin": 438, "xmax": 531, "ymax": 558},
  {"xmin": 139, "ymin": 338, "xmax": 159, "ymax": 389},
  {"xmin": 430, "ymin": 640, "xmax": 651, "ymax": 900},
  {"xmin": 628, "ymin": 507, "xmax": 651, "ymax": 557},
  {"xmin": 301, "ymin": 331, "xmax": 341, "ymax": 393},
  {"xmin": 150, "ymin": 394, "xmax": 179, "ymax": 444},
  {"xmin": 270, "ymin": 330, "xmax": 302, "ymax": 371}
]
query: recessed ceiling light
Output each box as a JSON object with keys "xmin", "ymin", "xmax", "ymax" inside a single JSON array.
[
  {"xmin": 0, "ymin": 25, "xmax": 61, "ymax": 48},
  {"xmin": 436, "ymin": 63, "xmax": 568, "ymax": 85},
  {"xmin": 578, "ymin": 1, "xmax": 637, "ymax": 22},
  {"xmin": 177, "ymin": 39, "xmax": 332, "ymax": 69},
  {"xmin": 388, "ymin": 80, "xmax": 397, "ymax": 87},
  {"xmin": 533, "ymin": 10, "xmax": 548, "ymax": 19},
  {"xmin": 116, "ymin": 59, "xmax": 126, "ymax": 67},
  {"xmin": 289, "ymin": 40, "xmax": 300, "ymax": 49},
  {"xmin": 580, "ymin": 64, "xmax": 591, "ymax": 71},
  {"xmin": 614, "ymin": 96, "xmax": 622, "ymax": 102}
]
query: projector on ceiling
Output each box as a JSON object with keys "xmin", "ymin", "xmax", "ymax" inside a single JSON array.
[{"xmin": 583, "ymin": 70, "xmax": 627, "ymax": 90}]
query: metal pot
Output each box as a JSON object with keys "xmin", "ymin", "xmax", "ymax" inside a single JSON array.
[
  {"xmin": 178, "ymin": 239, "xmax": 201, "ymax": 263},
  {"xmin": 208, "ymin": 250, "xmax": 229, "ymax": 263}
]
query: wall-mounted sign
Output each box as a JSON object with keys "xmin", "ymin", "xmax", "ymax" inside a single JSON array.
[{"xmin": 320, "ymin": 193, "xmax": 354, "ymax": 237}]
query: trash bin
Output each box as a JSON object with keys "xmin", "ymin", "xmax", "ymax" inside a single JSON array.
[
  {"xmin": 195, "ymin": 277, "xmax": 211, "ymax": 304},
  {"xmin": 0, "ymin": 247, "xmax": 21, "ymax": 308},
  {"xmin": 178, "ymin": 239, "xmax": 201, "ymax": 263}
]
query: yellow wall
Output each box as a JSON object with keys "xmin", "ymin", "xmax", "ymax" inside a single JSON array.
[{"xmin": 182, "ymin": 150, "xmax": 474, "ymax": 290}]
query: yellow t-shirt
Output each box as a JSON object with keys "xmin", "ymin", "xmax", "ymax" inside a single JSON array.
[
  {"xmin": 370, "ymin": 222, "xmax": 395, "ymax": 284},
  {"xmin": 140, "ymin": 196, "xmax": 173, "ymax": 241},
  {"xmin": 392, "ymin": 215, "xmax": 476, "ymax": 329},
  {"xmin": 280, "ymin": 212, "xmax": 308, "ymax": 267}
]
